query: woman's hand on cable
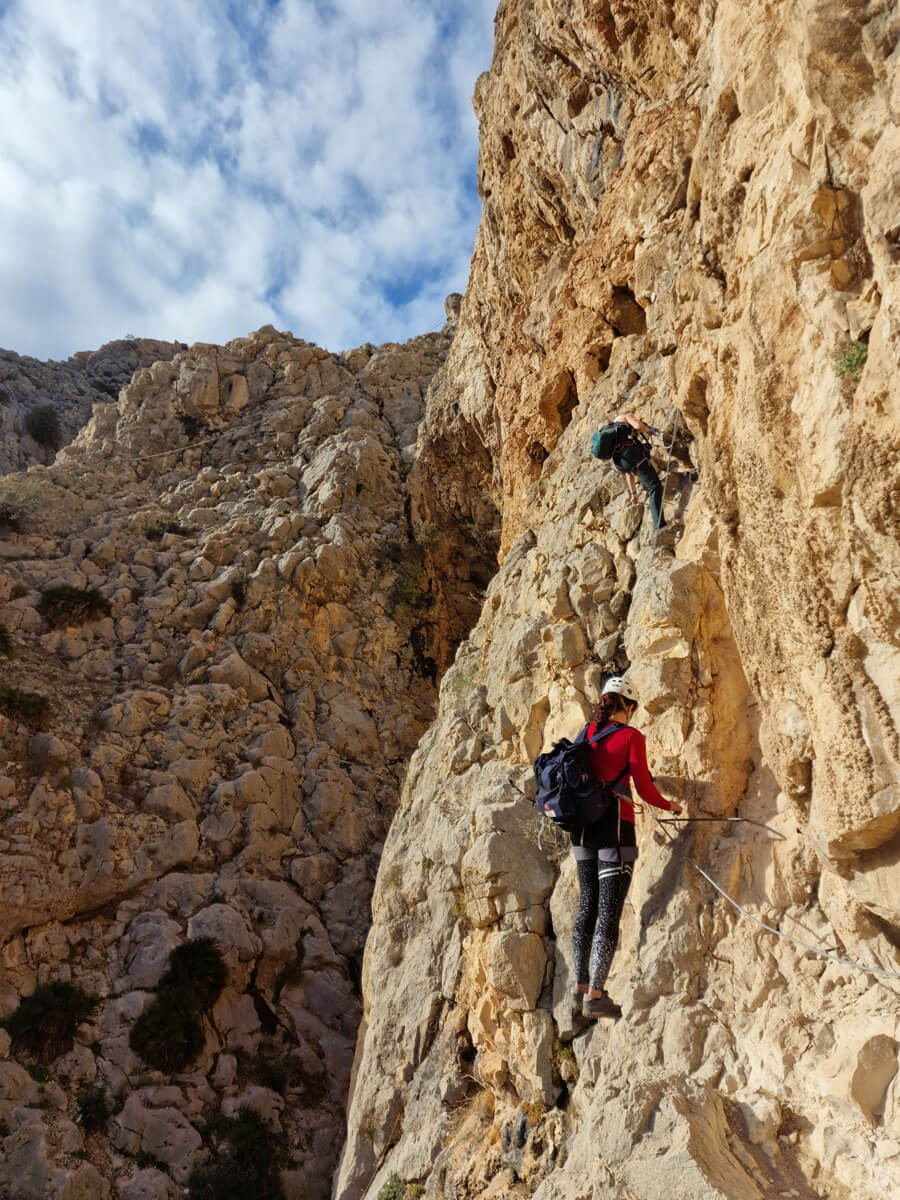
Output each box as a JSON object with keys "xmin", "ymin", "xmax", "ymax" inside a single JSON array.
[{"xmin": 668, "ymin": 801, "xmax": 683, "ymax": 816}]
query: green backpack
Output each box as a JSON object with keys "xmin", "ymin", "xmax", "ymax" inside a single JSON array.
[{"xmin": 591, "ymin": 422, "xmax": 624, "ymax": 460}]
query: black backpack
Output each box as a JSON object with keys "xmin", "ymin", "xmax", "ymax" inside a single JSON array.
[{"xmin": 533, "ymin": 723, "xmax": 628, "ymax": 831}]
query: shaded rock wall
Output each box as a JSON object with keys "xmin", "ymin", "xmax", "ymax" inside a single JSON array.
[
  {"xmin": 338, "ymin": 2, "xmax": 900, "ymax": 1198},
  {"xmin": 0, "ymin": 325, "xmax": 459, "ymax": 1196},
  {"xmin": 0, "ymin": 339, "xmax": 184, "ymax": 474}
]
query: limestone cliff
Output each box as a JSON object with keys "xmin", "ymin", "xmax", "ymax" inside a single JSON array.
[
  {"xmin": 0, "ymin": 324, "xmax": 461, "ymax": 1197},
  {"xmin": 337, "ymin": 3, "xmax": 900, "ymax": 1199},
  {"xmin": 0, "ymin": 2, "xmax": 898, "ymax": 1198},
  {"xmin": 0, "ymin": 339, "xmax": 184, "ymax": 475}
]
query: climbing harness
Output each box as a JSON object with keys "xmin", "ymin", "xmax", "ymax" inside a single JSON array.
[{"xmin": 648, "ymin": 806, "xmax": 900, "ymax": 981}]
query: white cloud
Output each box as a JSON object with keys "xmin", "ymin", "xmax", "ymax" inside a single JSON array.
[{"xmin": 0, "ymin": 0, "xmax": 494, "ymax": 358}]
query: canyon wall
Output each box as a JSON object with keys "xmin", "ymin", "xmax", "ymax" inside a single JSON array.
[
  {"xmin": 337, "ymin": 2, "xmax": 900, "ymax": 1198},
  {"xmin": 0, "ymin": 2, "xmax": 897, "ymax": 1199},
  {"xmin": 0, "ymin": 321, "xmax": 466, "ymax": 1197}
]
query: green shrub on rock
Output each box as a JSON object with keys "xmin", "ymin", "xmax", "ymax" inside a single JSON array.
[
  {"xmin": 0, "ymin": 686, "xmax": 50, "ymax": 727},
  {"xmin": 1, "ymin": 981, "xmax": 100, "ymax": 1064},
  {"xmin": 188, "ymin": 1107, "xmax": 286, "ymax": 1200},
  {"xmin": 377, "ymin": 1173, "xmax": 405, "ymax": 1200},
  {"xmin": 75, "ymin": 1083, "xmax": 112, "ymax": 1132},
  {"xmin": 129, "ymin": 938, "xmax": 227, "ymax": 1073},
  {"xmin": 38, "ymin": 585, "xmax": 110, "ymax": 627},
  {"xmin": 0, "ymin": 503, "xmax": 24, "ymax": 534},
  {"xmin": 129, "ymin": 989, "xmax": 206, "ymax": 1073},
  {"xmin": 159, "ymin": 937, "xmax": 228, "ymax": 1010},
  {"xmin": 834, "ymin": 339, "xmax": 868, "ymax": 390},
  {"xmin": 24, "ymin": 404, "xmax": 61, "ymax": 448}
]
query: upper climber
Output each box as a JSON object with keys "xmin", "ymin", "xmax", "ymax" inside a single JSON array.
[
  {"xmin": 591, "ymin": 411, "xmax": 667, "ymax": 531},
  {"xmin": 569, "ymin": 675, "xmax": 681, "ymax": 1020}
]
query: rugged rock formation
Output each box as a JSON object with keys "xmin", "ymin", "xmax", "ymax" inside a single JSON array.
[
  {"xmin": 337, "ymin": 2, "xmax": 900, "ymax": 1199},
  {"xmin": 1, "ymin": 3, "xmax": 898, "ymax": 1199},
  {"xmin": 0, "ymin": 325, "xmax": 464, "ymax": 1196},
  {"xmin": 0, "ymin": 338, "xmax": 183, "ymax": 475}
]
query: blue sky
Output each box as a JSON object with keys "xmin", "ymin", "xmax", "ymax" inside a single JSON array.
[{"xmin": 0, "ymin": 0, "xmax": 497, "ymax": 359}]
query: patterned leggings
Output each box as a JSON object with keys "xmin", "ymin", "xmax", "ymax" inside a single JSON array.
[{"xmin": 572, "ymin": 855, "xmax": 633, "ymax": 991}]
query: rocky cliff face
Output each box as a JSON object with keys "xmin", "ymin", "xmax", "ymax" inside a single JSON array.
[
  {"xmin": 0, "ymin": 339, "xmax": 184, "ymax": 474},
  {"xmin": 0, "ymin": 324, "xmax": 462, "ymax": 1197},
  {"xmin": 1, "ymin": 3, "xmax": 898, "ymax": 1199},
  {"xmin": 337, "ymin": 3, "xmax": 900, "ymax": 1199}
]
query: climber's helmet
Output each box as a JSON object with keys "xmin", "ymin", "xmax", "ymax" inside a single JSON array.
[{"xmin": 601, "ymin": 676, "xmax": 639, "ymax": 705}]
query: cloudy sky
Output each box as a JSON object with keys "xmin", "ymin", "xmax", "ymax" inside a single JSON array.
[{"xmin": 0, "ymin": 0, "xmax": 496, "ymax": 360}]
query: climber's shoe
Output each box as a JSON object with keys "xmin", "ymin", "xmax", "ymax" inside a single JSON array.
[
  {"xmin": 566, "ymin": 993, "xmax": 592, "ymax": 1038},
  {"xmin": 583, "ymin": 991, "xmax": 621, "ymax": 1020}
]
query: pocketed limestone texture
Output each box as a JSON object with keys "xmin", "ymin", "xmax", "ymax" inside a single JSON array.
[
  {"xmin": 0, "ymin": 2, "xmax": 898, "ymax": 1198},
  {"xmin": 0, "ymin": 326, "xmax": 460, "ymax": 1196},
  {"xmin": 337, "ymin": 2, "xmax": 900, "ymax": 1199}
]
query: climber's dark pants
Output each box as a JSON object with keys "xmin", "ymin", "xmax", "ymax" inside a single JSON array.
[
  {"xmin": 572, "ymin": 854, "xmax": 634, "ymax": 991},
  {"xmin": 614, "ymin": 444, "xmax": 666, "ymax": 530}
]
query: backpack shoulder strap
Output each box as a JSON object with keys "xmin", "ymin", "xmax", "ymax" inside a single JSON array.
[
  {"xmin": 584, "ymin": 722, "xmax": 631, "ymax": 790},
  {"xmin": 584, "ymin": 721, "xmax": 622, "ymax": 747}
]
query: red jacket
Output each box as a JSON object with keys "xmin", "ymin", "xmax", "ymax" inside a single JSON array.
[{"xmin": 584, "ymin": 722, "xmax": 672, "ymax": 825}]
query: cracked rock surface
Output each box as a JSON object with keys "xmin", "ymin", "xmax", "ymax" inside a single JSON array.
[
  {"xmin": 0, "ymin": 324, "xmax": 463, "ymax": 1197},
  {"xmin": 0, "ymin": 339, "xmax": 184, "ymax": 475},
  {"xmin": 336, "ymin": 2, "xmax": 900, "ymax": 1199}
]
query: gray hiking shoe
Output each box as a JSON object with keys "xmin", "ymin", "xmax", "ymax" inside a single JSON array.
[
  {"xmin": 567, "ymin": 994, "xmax": 591, "ymax": 1038},
  {"xmin": 583, "ymin": 992, "xmax": 622, "ymax": 1020}
]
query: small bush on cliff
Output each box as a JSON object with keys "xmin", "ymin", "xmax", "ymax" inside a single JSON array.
[
  {"xmin": 24, "ymin": 404, "xmax": 61, "ymax": 448},
  {"xmin": 551, "ymin": 1038, "xmax": 579, "ymax": 1087},
  {"xmin": 75, "ymin": 1083, "xmax": 112, "ymax": 1132},
  {"xmin": 834, "ymin": 339, "xmax": 868, "ymax": 390},
  {"xmin": 0, "ymin": 624, "xmax": 14, "ymax": 659},
  {"xmin": 1, "ymin": 981, "xmax": 100, "ymax": 1064},
  {"xmin": 135, "ymin": 1151, "xmax": 164, "ymax": 1169},
  {"xmin": 159, "ymin": 937, "xmax": 228, "ymax": 1010},
  {"xmin": 230, "ymin": 578, "xmax": 247, "ymax": 608},
  {"xmin": 0, "ymin": 503, "xmax": 24, "ymax": 534},
  {"xmin": 130, "ymin": 989, "xmax": 206, "ymax": 1073},
  {"xmin": 413, "ymin": 521, "xmax": 439, "ymax": 548},
  {"xmin": 130, "ymin": 939, "xmax": 227, "ymax": 1073},
  {"xmin": 450, "ymin": 666, "xmax": 479, "ymax": 713},
  {"xmin": 378, "ymin": 524, "xmax": 438, "ymax": 615},
  {"xmin": 38, "ymin": 585, "xmax": 110, "ymax": 627},
  {"xmin": 376, "ymin": 1175, "xmax": 404, "ymax": 1200},
  {"xmin": 188, "ymin": 1107, "xmax": 286, "ymax": 1200},
  {"xmin": 250, "ymin": 1045, "xmax": 295, "ymax": 1096},
  {"xmin": 0, "ymin": 685, "xmax": 51, "ymax": 728}
]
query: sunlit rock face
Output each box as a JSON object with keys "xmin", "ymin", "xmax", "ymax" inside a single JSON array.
[{"xmin": 336, "ymin": 2, "xmax": 900, "ymax": 1198}]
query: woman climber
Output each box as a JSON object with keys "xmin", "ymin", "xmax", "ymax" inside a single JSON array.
[
  {"xmin": 570, "ymin": 675, "xmax": 681, "ymax": 1019},
  {"xmin": 591, "ymin": 412, "xmax": 667, "ymax": 531}
]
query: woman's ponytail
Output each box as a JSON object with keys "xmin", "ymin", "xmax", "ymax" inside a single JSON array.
[{"xmin": 593, "ymin": 693, "xmax": 624, "ymax": 727}]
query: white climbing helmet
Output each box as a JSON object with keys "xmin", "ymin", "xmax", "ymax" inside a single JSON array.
[{"xmin": 602, "ymin": 675, "xmax": 639, "ymax": 704}]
